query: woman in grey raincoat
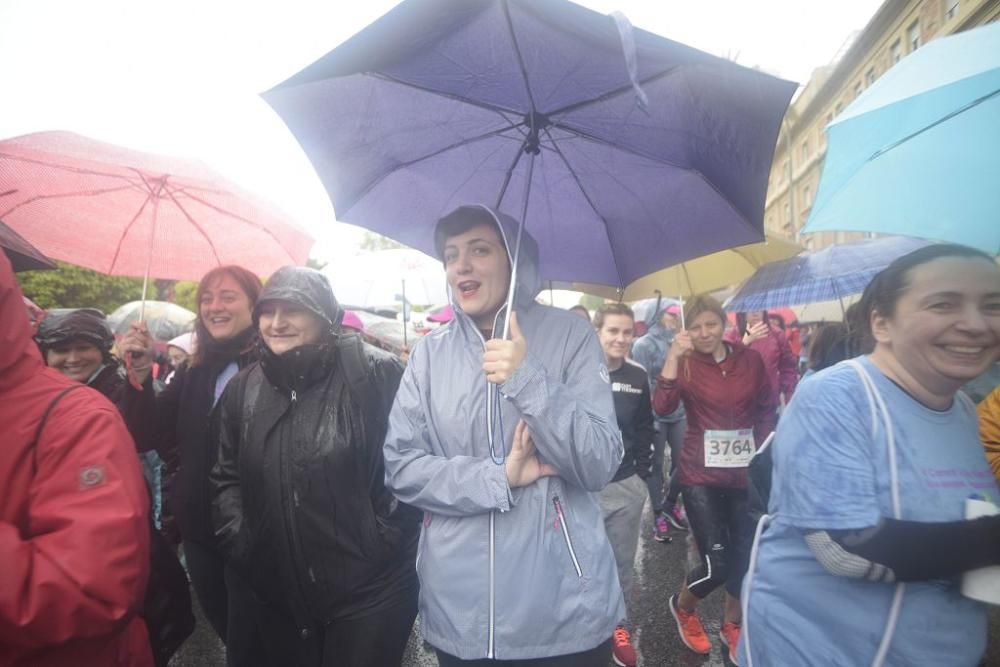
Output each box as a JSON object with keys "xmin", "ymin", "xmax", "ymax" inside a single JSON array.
[{"xmin": 384, "ymin": 205, "xmax": 625, "ymax": 665}]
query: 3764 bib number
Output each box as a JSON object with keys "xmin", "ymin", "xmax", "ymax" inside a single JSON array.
[{"xmin": 703, "ymin": 429, "xmax": 755, "ymax": 468}]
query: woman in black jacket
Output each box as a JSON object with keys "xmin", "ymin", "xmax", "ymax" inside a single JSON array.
[
  {"xmin": 37, "ymin": 307, "xmax": 195, "ymax": 665},
  {"xmin": 211, "ymin": 266, "xmax": 419, "ymax": 667},
  {"xmin": 124, "ymin": 265, "xmax": 262, "ymax": 644}
]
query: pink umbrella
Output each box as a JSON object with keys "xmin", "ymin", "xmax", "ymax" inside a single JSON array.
[{"xmin": 0, "ymin": 131, "xmax": 313, "ymax": 296}]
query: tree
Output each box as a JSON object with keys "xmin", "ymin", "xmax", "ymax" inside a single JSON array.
[
  {"xmin": 18, "ymin": 262, "xmax": 146, "ymax": 313},
  {"xmin": 360, "ymin": 231, "xmax": 406, "ymax": 251}
]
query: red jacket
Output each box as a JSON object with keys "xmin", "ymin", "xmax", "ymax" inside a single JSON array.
[
  {"xmin": 725, "ymin": 326, "xmax": 798, "ymax": 407},
  {"xmin": 653, "ymin": 343, "xmax": 776, "ymax": 488},
  {"xmin": 0, "ymin": 253, "xmax": 152, "ymax": 667}
]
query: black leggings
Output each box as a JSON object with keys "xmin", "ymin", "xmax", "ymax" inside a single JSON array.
[
  {"xmin": 682, "ymin": 485, "xmax": 754, "ymax": 599},
  {"xmin": 436, "ymin": 639, "xmax": 611, "ymax": 666}
]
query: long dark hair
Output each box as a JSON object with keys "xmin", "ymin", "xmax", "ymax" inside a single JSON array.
[
  {"xmin": 808, "ymin": 322, "xmax": 850, "ymax": 372},
  {"xmin": 191, "ymin": 265, "xmax": 262, "ymax": 368},
  {"xmin": 856, "ymin": 244, "xmax": 996, "ymax": 341},
  {"xmin": 735, "ymin": 310, "xmax": 769, "ymax": 337}
]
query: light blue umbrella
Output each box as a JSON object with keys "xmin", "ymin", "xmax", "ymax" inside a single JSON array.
[
  {"xmin": 725, "ymin": 236, "xmax": 933, "ymax": 312},
  {"xmin": 803, "ymin": 22, "xmax": 1000, "ymax": 254}
]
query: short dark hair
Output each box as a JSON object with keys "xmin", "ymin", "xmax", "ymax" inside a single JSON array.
[
  {"xmin": 857, "ymin": 243, "xmax": 996, "ymax": 338},
  {"xmin": 434, "ymin": 207, "xmax": 505, "ymax": 260},
  {"xmin": 593, "ymin": 303, "xmax": 634, "ymax": 330}
]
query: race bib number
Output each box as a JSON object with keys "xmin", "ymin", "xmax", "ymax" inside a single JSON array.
[{"xmin": 703, "ymin": 429, "xmax": 756, "ymax": 468}]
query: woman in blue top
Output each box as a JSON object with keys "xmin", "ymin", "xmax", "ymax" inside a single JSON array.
[{"xmin": 740, "ymin": 244, "xmax": 1000, "ymax": 667}]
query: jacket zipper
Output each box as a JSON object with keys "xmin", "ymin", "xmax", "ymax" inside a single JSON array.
[
  {"xmin": 553, "ymin": 495, "xmax": 583, "ymax": 577},
  {"xmin": 280, "ymin": 388, "xmax": 314, "ymax": 637}
]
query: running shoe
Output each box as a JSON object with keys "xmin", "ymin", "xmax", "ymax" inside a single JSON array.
[
  {"xmin": 666, "ymin": 503, "xmax": 688, "ymax": 531},
  {"xmin": 720, "ymin": 621, "xmax": 741, "ymax": 665},
  {"xmin": 668, "ymin": 594, "xmax": 711, "ymax": 655},
  {"xmin": 611, "ymin": 625, "xmax": 637, "ymax": 667},
  {"xmin": 653, "ymin": 514, "xmax": 672, "ymax": 543}
]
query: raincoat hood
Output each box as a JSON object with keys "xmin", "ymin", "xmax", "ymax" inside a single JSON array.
[
  {"xmin": 35, "ymin": 308, "xmax": 115, "ymax": 354},
  {"xmin": 434, "ymin": 204, "xmax": 541, "ymax": 317},
  {"xmin": 0, "ymin": 253, "xmax": 42, "ymax": 390},
  {"xmin": 254, "ymin": 266, "xmax": 344, "ymax": 334}
]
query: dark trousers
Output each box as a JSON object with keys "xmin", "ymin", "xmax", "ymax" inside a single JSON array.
[
  {"xmin": 225, "ymin": 567, "xmax": 417, "ymax": 667},
  {"xmin": 646, "ymin": 418, "xmax": 686, "ymax": 512},
  {"xmin": 436, "ymin": 639, "xmax": 611, "ymax": 666},
  {"xmin": 183, "ymin": 539, "xmax": 228, "ymax": 642}
]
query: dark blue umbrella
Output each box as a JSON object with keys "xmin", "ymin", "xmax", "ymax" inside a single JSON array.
[
  {"xmin": 263, "ymin": 0, "xmax": 795, "ymax": 290},
  {"xmin": 724, "ymin": 236, "xmax": 934, "ymax": 312}
]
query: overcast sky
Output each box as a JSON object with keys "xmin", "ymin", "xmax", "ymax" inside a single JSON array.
[{"xmin": 0, "ymin": 0, "xmax": 882, "ymax": 264}]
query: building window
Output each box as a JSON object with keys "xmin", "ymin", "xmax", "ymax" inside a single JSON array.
[
  {"xmin": 781, "ymin": 160, "xmax": 789, "ymax": 182},
  {"xmin": 784, "ymin": 202, "xmax": 791, "ymax": 223},
  {"xmin": 835, "ymin": 102, "xmax": 843, "ymax": 115},
  {"xmin": 802, "ymin": 185, "xmax": 812, "ymax": 208},
  {"xmin": 891, "ymin": 40, "xmax": 902, "ymax": 64},
  {"xmin": 801, "ymin": 140, "xmax": 810, "ymax": 162},
  {"xmin": 866, "ymin": 68, "xmax": 876, "ymax": 86},
  {"xmin": 946, "ymin": 0, "xmax": 960, "ymax": 20},
  {"xmin": 908, "ymin": 20, "xmax": 921, "ymax": 52},
  {"xmin": 854, "ymin": 82, "xmax": 863, "ymax": 99}
]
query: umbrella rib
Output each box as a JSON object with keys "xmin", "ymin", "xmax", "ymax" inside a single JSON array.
[
  {"xmin": 370, "ymin": 73, "xmax": 524, "ymax": 118},
  {"xmin": 867, "ymin": 87, "xmax": 1000, "ymax": 161},
  {"xmin": 501, "ymin": 0, "xmax": 539, "ymax": 112},
  {"xmin": 0, "ymin": 153, "xmax": 148, "ymax": 188},
  {"xmin": 549, "ymin": 124, "xmax": 762, "ymax": 238},
  {"xmin": 107, "ymin": 197, "xmax": 154, "ymax": 273},
  {"xmin": 547, "ymin": 67, "xmax": 681, "ymax": 117},
  {"xmin": 339, "ymin": 125, "xmax": 524, "ymax": 220},
  {"xmin": 0, "ymin": 185, "xmax": 138, "ymax": 218},
  {"xmin": 541, "ymin": 127, "xmax": 626, "ymax": 289},
  {"xmin": 164, "ymin": 187, "xmax": 267, "ymax": 266}
]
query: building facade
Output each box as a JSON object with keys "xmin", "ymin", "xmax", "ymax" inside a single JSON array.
[{"xmin": 763, "ymin": 0, "xmax": 1000, "ymax": 249}]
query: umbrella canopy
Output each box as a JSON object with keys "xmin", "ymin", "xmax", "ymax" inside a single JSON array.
[
  {"xmin": 106, "ymin": 300, "xmax": 196, "ymax": 342},
  {"xmin": 0, "ymin": 217, "xmax": 55, "ymax": 271},
  {"xmin": 803, "ymin": 22, "xmax": 1000, "ymax": 254},
  {"xmin": 573, "ymin": 234, "xmax": 801, "ymax": 300},
  {"xmin": 263, "ymin": 0, "xmax": 795, "ymax": 290},
  {"xmin": 724, "ymin": 235, "xmax": 933, "ymax": 312},
  {"xmin": 322, "ymin": 248, "xmax": 447, "ymax": 309},
  {"xmin": 0, "ymin": 131, "xmax": 314, "ymax": 281}
]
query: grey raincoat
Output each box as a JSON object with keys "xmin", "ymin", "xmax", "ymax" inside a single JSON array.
[{"xmin": 383, "ymin": 205, "xmax": 625, "ymax": 660}]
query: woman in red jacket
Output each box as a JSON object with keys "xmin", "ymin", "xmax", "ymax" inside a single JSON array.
[
  {"xmin": 654, "ymin": 295, "xmax": 776, "ymax": 665},
  {"xmin": 0, "ymin": 252, "xmax": 152, "ymax": 666},
  {"xmin": 726, "ymin": 310, "xmax": 798, "ymax": 409}
]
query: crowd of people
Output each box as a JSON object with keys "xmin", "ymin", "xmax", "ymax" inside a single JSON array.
[{"xmin": 3, "ymin": 204, "xmax": 1000, "ymax": 667}]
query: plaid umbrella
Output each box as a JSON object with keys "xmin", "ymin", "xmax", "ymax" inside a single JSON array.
[{"xmin": 725, "ymin": 236, "xmax": 933, "ymax": 312}]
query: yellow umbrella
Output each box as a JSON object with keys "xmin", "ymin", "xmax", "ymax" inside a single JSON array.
[{"xmin": 573, "ymin": 234, "xmax": 803, "ymax": 302}]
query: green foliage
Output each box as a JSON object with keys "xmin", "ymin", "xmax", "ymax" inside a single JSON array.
[
  {"xmin": 306, "ymin": 257, "xmax": 328, "ymax": 271},
  {"xmin": 172, "ymin": 281, "xmax": 198, "ymax": 312},
  {"xmin": 17, "ymin": 262, "xmax": 146, "ymax": 313},
  {"xmin": 360, "ymin": 231, "xmax": 406, "ymax": 251}
]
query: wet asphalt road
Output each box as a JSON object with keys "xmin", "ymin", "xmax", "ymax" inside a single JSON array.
[{"xmin": 170, "ymin": 500, "xmax": 1000, "ymax": 666}]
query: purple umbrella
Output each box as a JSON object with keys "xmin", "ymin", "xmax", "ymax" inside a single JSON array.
[{"xmin": 263, "ymin": 0, "xmax": 794, "ymax": 292}]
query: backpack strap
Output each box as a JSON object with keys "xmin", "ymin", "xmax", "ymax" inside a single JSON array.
[{"xmin": 32, "ymin": 384, "xmax": 86, "ymax": 474}]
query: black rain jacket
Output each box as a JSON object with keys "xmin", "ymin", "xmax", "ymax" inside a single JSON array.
[{"xmin": 210, "ymin": 267, "xmax": 419, "ymax": 629}]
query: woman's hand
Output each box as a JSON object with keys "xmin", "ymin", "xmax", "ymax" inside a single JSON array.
[
  {"xmin": 660, "ymin": 330, "xmax": 692, "ymax": 381},
  {"xmin": 483, "ymin": 311, "xmax": 527, "ymax": 384},
  {"xmin": 505, "ymin": 420, "xmax": 556, "ymax": 488},
  {"xmin": 120, "ymin": 321, "xmax": 154, "ymax": 384},
  {"xmin": 743, "ymin": 321, "xmax": 769, "ymax": 345}
]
